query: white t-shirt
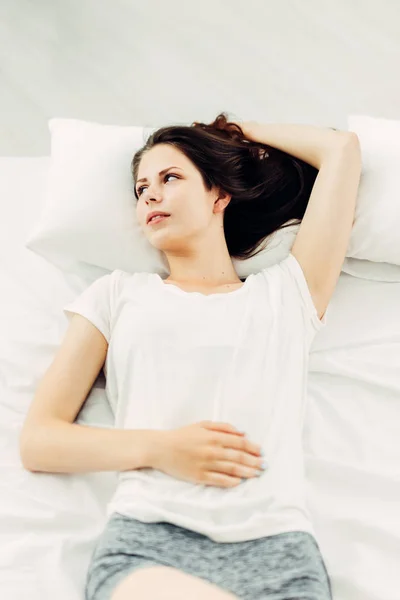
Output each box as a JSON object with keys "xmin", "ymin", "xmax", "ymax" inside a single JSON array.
[{"xmin": 63, "ymin": 253, "xmax": 327, "ymax": 543}]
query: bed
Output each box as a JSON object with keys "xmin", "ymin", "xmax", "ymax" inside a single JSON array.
[{"xmin": 1, "ymin": 154, "xmax": 400, "ymax": 600}]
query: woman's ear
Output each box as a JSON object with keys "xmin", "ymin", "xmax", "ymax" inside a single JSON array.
[{"xmin": 213, "ymin": 189, "xmax": 232, "ymax": 214}]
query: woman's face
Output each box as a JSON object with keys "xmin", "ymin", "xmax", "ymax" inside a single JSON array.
[{"xmin": 135, "ymin": 144, "xmax": 222, "ymax": 254}]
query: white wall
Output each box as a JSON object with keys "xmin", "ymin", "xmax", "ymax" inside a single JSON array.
[{"xmin": 0, "ymin": 0, "xmax": 399, "ymax": 155}]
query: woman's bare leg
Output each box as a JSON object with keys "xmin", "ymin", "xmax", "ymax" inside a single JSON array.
[{"xmin": 110, "ymin": 565, "xmax": 239, "ymax": 599}]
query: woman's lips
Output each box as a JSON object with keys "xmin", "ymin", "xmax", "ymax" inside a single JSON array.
[{"xmin": 148, "ymin": 215, "xmax": 170, "ymax": 226}]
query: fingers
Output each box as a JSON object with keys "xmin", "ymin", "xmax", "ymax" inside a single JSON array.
[
  {"xmin": 220, "ymin": 431, "xmax": 262, "ymax": 457},
  {"xmin": 204, "ymin": 443, "xmax": 267, "ymax": 485},
  {"xmin": 202, "ymin": 421, "xmax": 244, "ymax": 436},
  {"xmin": 212, "ymin": 457, "xmax": 265, "ymax": 480},
  {"xmin": 204, "ymin": 472, "xmax": 242, "ymax": 487}
]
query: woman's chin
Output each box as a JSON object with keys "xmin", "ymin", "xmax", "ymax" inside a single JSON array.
[{"xmin": 147, "ymin": 236, "xmax": 172, "ymax": 252}]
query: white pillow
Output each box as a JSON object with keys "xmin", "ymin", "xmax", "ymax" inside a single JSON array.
[
  {"xmin": 345, "ymin": 114, "xmax": 400, "ymax": 264},
  {"xmin": 25, "ymin": 116, "xmax": 400, "ymax": 282}
]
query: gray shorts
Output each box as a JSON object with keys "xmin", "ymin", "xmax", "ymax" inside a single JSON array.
[{"xmin": 85, "ymin": 512, "xmax": 333, "ymax": 600}]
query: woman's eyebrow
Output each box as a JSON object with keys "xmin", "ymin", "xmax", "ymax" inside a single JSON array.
[{"xmin": 137, "ymin": 166, "xmax": 183, "ymax": 184}]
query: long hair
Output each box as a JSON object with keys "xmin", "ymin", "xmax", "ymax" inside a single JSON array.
[{"xmin": 131, "ymin": 112, "xmax": 319, "ymax": 260}]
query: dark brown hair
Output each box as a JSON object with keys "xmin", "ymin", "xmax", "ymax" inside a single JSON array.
[{"xmin": 131, "ymin": 112, "xmax": 319, "ymax": 260}]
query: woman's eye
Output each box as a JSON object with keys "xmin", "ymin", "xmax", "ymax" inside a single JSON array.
[{"xmin": 137, "ymin": 173, "xmax": 178, "ymax": 196}]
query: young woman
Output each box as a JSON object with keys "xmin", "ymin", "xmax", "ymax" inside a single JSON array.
[{"xmin": 21, "ymin": 113, "xmax": 361, "ymax": 599}]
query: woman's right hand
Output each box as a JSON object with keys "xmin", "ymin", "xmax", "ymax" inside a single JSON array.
[{"xmin": 153, "ymin": 421, "xmax": 265, "ymax": 488}]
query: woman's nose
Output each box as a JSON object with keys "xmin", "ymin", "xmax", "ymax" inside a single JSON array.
[{"xmin": 146, "ymin": 191, "xmax": 162, "ymax": 203}]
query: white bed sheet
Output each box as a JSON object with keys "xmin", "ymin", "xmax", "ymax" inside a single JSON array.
[{"xmin": 1, "ymin": 157, "xmax": 399, "ymax": 600}]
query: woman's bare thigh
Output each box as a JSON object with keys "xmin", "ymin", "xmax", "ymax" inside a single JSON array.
[{"xmin": 110, "ymin": 565, "xmax": 239, "ymax": 600}]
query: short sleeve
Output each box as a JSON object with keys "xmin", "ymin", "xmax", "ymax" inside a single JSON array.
[
  {"xmin": 280, "ymin": 253, "xmax": 327, "ymax": 332},
  {"xmin": 257, "ymin": 252, "xmax": 327, "ymax": 346},
  {"xmin": 63, "ymin": 272, "xmax": 114, "ymax": 342}
]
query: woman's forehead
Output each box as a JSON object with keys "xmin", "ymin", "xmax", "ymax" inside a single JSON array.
[{"xmin": 140, "ymin": 144, "xmax": 187, "ymax": 169}]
